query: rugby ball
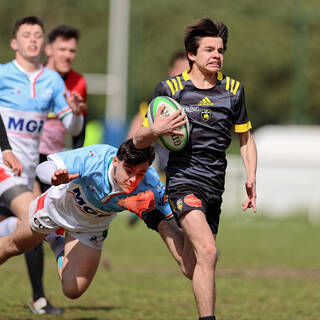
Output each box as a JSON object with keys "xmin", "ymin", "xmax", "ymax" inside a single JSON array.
[{"xmin": 147, "ymin": 96, "xmax": 190, "ymax": 151}]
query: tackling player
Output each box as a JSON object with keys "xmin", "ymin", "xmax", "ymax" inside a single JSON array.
[
  {"xmin": 133, "ymin": 17, "xmax": 257, "ymax": 320},
  {"xmin": 0, "ymin": 16, "xmax": 84, "ymax": 314},
  {"xmin": 0, "ymin": 139, "xmax": 173, "ymax": 300}
]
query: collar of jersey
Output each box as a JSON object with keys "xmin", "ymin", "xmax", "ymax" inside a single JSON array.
[
  {"xmin": 12, "ymin": 60, "xmax": 44, "ymax": 82},
  {"xmin": 182, "ymin": 69, "xmax": 223, "ymax": 85},
  {"xmin": 101, "ymin": 157, "xmax": 125, "ymax": 204},
  {"xmin": 107, "ymin": 157, "xmax": 123, "ymax": 194}
]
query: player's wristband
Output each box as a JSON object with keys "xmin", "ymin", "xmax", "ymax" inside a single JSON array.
[{"xmin": 2, "ymin": 149, "xmax": 13, "ymax": 154}]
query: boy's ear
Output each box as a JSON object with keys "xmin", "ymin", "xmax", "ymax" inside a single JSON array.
[
  {"xmin": 10, "ymin": 39, "xmax": 18, "ymax": 51},
  {"xmin": 45, "ymin": 43, "xmax": 52, "ymax": 57},
  {"xmin": 112, "ymin": 156, "xmax": 118, "ymax": 168}
]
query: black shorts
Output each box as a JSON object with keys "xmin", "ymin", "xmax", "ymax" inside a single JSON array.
[{"xmin": 167, "ymin": 184, "xmax": 222, "ymax": 234}]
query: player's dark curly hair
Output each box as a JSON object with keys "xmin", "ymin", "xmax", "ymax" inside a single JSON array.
[
  {"xmin": 12, "ymin": 16, "xmax": 44, "ymax": 38},
  {"xmin": 48, "ymin": 25, "xmax": 80, "ymax": 43},
  {"xmin": 184, "ymin": 17, "xmax": 229, "ymax": 67},
  {"xmin": 117, "ymin": 139, "xmax": 155, "ymax": 166}
]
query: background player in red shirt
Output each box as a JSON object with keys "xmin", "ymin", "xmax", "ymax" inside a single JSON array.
[{"xmin": 38, "ymin": 24, "xmax": 87, "ymax": 167}]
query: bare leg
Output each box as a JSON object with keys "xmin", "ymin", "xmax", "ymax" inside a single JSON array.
[
  {"xmin": 180, "ymin": 210, "xmax": 218, "ymax": 318},
  {"xmin": 57, "ymin": 233, "xmax": 101, "ymax": 299},
  {"xmin": 0, "ymin": 218, "xmax": 46, "ymax": 264},
  {"xmin": 10, "ymin": 191, "xmax": 35, "ymax": 221},
  {"xmin": 157, "ymin": 219, "xmax": 196, "ymax": 279}
]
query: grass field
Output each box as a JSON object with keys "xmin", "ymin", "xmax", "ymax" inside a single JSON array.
[{"xmin": 0, "ymin": 212, "xmax": 319, "ymax": 320}]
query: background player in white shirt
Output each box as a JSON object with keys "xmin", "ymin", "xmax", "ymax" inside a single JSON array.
[{"xmin": 0, "ymin": 16, "xmax": 84, "ymax": 314}]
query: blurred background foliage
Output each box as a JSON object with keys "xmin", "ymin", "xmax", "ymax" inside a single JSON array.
[{"xmin": 0, "ymin": 0, "xmax": 319, "ymax": 130}]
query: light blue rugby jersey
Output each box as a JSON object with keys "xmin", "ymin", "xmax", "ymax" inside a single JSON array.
[
  {"xmin": 0, "ymin": 60, "xmax": 70, "ymax": 117},
  {"xmin": 48, "ymin": 144, "xmax": 173, "ymax": 220},
  {"xmin": 0, "ymin": 61, "xmax": 73, "ymax": 181}
]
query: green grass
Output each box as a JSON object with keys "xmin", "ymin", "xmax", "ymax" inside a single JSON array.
[{"xmin": 0, "ymin": 213, "xmax": 319, "ymax": 320}]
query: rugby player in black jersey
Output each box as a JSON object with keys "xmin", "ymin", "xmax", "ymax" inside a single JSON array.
[{"xmin": 133, "ymin": 17, "xmax": 257, "ymax": 320}]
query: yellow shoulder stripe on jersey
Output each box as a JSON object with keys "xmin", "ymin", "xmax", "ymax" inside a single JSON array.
[
  {"xmin": 166, "ymin": 80, "xmax": 175, "ymax": 96},
  {"xmin": 142, "ymin": 116, "xmax": 149, "ymax": 128},
  {"xmin": 176, "ymin": 76, "xmax": 183, "ymax": 90},
  {"xmin": 226, "ymin": 76, "xmax": 240, "ymax": 95},
  {"xmin": 182, "ymin": 69, "xmax": 190, "ymax": 81},
  {"xmin": 171, "ymin": 78, "xmax": 178, "ymax": 92},
  {"xmin": 234, "ymin": 121, "xmax": 252, "ymax": 133},
  {"xmin": 166, "ymin": 75, "xmax": 184, "ymax": 95},
  {"xmin": 139, "ymin": 101, "xmax": 148, "ymax": 118}
]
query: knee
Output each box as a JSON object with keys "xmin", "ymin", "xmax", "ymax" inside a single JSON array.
[
  {"xmin": 7, "ymin": 237, "xmax": 25, "ymax": 257},
  {"xmin": 179, "ymin": 256, "xmax": 196, "ymax": 280},
  {"xmin": 181, "ymin": 264, "xmax": 194, "ymax": 280},
  {"xmin": 198, "ymin": 244, "xmax": 218, "ymax": 267},
  {"xmin": 61, "ymin": 282, "xmax": 84, "ymax": 300}
]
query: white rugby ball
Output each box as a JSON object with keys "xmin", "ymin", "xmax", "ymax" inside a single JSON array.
[{"xmin": 147, "ymin": 96, "xmax": 190, "ymax": 151}]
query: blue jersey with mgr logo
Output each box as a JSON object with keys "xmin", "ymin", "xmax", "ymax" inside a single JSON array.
[
  {"xmin": 45, "ymin": 144, "xmax": 173, "ymax": 232},
  {"xmin": 0, "ymin": 60, "xmax": 72, "ymax": 182}
]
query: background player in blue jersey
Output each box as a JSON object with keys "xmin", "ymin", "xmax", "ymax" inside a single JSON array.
[
  {"xmin": 134, "ymin": 17, "xmax": 257, "ymax": 320},
  {"xmin": 0, "ymin": 16, "xmax": 84, "ymax": 314},
  {"xmin": 0, "ymin": 139, "xmax": 173, "ymax": 300}
]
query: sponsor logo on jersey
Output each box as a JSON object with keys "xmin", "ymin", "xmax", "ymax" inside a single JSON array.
[
  {"xmin": 162, "ymin": 193, "xmax": 168, "ymax": 204},
  {"xmin": 184, "ymin": 106, "xmax": 200, "ymax": 113},
  {"xmin": 198, "ymin": 97, "xmax": 214, "ymax": 106},
  {"xmin": 184, "ymin": 194, "xmax": 202, "ymax": 207},
  {"xmin": 33, "ymin": 217, "xmax": 48, "ymax": 230},
  {"xmin": 201, "ymin": 109, "xmax": 212, "ymax": 122},
  {"xmin": 89, "ymin": 229, "xmax": 108, "ymax": 243},
  {"xmin": 8, "ymin": 117, "xmax": 44, "ymax": 133},
  {"xmin": 176, "ymin": 199, "xmax": 183, "ymax": 211},
  {"xmin": 41, "ymin": 216, "xmax": 55, "ymax": 227},
  {"xmin": 71, "ymin": 187, "xmax": 113, "ymax": 217}
]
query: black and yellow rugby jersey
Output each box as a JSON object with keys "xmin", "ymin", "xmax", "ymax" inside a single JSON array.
[{"xmin": 145, "ymin": 70, "xmax": 252, "ymax": 195}]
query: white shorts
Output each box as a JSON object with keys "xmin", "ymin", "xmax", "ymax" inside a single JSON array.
[{"xmin": 29, "ymin": 193, "xmax": 109, "ymax": 250}]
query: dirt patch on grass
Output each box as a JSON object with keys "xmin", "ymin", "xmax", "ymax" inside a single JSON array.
[
  {"xmin": 217, "ymin": 267, "xmax": 320, "ymax": 279},
  {"xmin": 113, "ymin": 264, "xmax": 320, "ymax": 279}
]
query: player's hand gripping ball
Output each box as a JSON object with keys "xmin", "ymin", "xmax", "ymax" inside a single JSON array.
[{"xmin": 147, "ymin": 96, "xmax": 190, "ymax": 151}]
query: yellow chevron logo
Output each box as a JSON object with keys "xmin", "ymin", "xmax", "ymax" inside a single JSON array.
[{"xmin": 198, "ymin": 96, "xmax": 214, "ymax": 106}]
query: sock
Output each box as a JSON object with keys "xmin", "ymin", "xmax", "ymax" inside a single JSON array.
[
  {"xmin": 0, "ymin": 216, "xmax": 18, "ymax": 236},
  {"xmin": 199, "ymin": 317, "xmax": 216, "ymax": 320},
  {"xmin": 24, "ymin": 242, "xmax": 45, "ymax": 301},
  {"xmin": 45, "ymin": 232, "xmax": 65, "ymax": 269}
]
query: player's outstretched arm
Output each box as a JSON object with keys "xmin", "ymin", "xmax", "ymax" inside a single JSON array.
[
  {"xmin": 239, "ymin": 131, "xmax": 257, "ymax": 212},
  {"xmin": 133, "ymin": 105, "xmax": 186, "ymax": 148},
  {"xmin": 36, "ymin": 160, "xmax": 79, "ymax": 186},
  {"xmin": 51, "ymin": 169, "xmax": 79, "ymax": 186}
]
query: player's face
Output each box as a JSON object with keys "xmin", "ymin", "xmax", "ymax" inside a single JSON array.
[
  {"xmin": 10, "ymin": 24, "xmax": 44, "ymax": 62},
  {"xmin": 112, "ymin": 157, "xmax": 149, "ymax": 193},
  {"xmin": 45, "ymin": 37, "xmax": 77, "ymax": 75},
  {"xmin": 188, "ymin": 37, "xmax": 224, "ymax": 74}
]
